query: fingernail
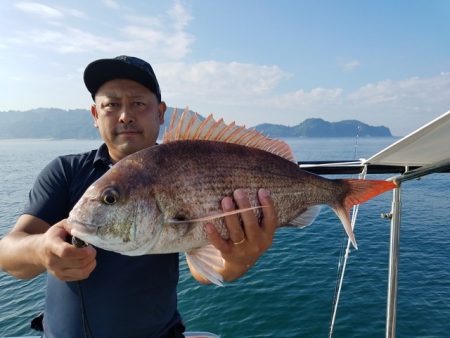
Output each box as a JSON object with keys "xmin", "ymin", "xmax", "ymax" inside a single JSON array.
[
  {"xmin": 222, "ymin": 197, "xmax": 234, "ymax": 210},
  {"xmin": 234, "ymin": 189, "xmax": 246, "ymax": 199},
  {"xmin": 259, "ymin": 188, "xmax": 270, "ymax": 198}
]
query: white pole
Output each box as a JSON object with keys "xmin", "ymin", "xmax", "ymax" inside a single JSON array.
[{"xmin": 386, "ymin": 185, "xmax": 401, "ymax": 338}]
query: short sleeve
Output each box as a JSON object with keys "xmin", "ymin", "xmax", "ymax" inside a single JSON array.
[{"xmin": 23, "ymin": 157, "xmax": 71, "ymax": 225}]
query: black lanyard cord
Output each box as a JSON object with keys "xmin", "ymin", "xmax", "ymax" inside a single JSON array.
[
  {"xmin": 77, "ymin": 281, "xmax": 94, "ymax": 338},
  {"xmin": 71, "ymin": 236, "xmax": 94, "ymax": 338}
]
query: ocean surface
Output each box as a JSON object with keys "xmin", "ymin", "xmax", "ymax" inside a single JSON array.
[{"xmin": 0, "ymin": 137, "xmax": 449, "ymax": 338}]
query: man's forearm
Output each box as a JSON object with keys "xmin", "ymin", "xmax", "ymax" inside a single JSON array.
[{"xmin": 0, "ymin": 232, "xmax": 46, "ymax": 279}]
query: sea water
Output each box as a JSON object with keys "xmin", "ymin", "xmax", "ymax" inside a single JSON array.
[{"xmin": 0, "ymin": 138, "xmax": 449, "ymax": 338}]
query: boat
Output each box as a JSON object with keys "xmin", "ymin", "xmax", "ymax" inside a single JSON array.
[
  {"xmin": 2, "ymin": 332, "xmax": 220, "ymax": 338},
  {"xmin": 3, "ymin": 111, "xmax": 448, "ymax": 338},
  {"xmin": 298, "ymin": 110, "xmax": 450, "ymax": 338}
]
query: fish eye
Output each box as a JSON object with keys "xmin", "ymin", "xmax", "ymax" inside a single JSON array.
[{"xmin": 101, "ymin": 188, "xmax": 119, "ymax": 205}]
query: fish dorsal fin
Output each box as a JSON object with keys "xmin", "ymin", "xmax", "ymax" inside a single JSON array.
[{"xmin": 163, "ymin": 108, "xmax": 296, "ymax": 162}]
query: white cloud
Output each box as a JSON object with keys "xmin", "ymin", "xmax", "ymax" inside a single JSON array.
[
  {"xmin": 6, "ymin": 2, "xmax": 193, "ymax": 60},
  {"xmin": 14, "ymin": 2, "xmax": 87, "ymax": 20},
  {"xmin": 273, "ymin": 88, "xmax": 343, "ymax": 108},
  {"xmin": 167, "ymin": 0, "xmax": 193, "ymax": 31},
  {"xmin": 272, "ymin": 73, "xmax": 450, "ymax": 134},
  {"xmin": 57, "ymin": 6, "xmax": 88, "ymax": 20},
  {"xmin": 348, "ymin": 73, "xmax": 450, "ymax": 109},
  {"xmin": 159, "ymin": 61, "xmax": 290, "ymax": 102},
  {"xmin": 14, "ymin": 2, "xmax": 63, "ymax": 19},
  {"xmin": 101, "ymin": 0, "xmax": 120, "ymax": 10},
  {"xmin": 9, "ymin": 28, "xmax": 102, "ymax": 53},
  {"xmin": 342, "ymin": 60, "xmax": 361, "ymax": 72},
  {"xmin": 124, "ymin": 14, "xmax": 161, "ymax": 27},
  {"xmin": 161, "ymin": 65, "xmax": 450, "ymax": 135},
  {"xmin": 4, "ymin": 2, "xmax": 449, "ymax": 136}
]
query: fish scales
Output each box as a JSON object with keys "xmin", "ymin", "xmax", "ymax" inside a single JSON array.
[{"xmin": 145, "ymin": 140, "xmax": 337, "ymax": 227}]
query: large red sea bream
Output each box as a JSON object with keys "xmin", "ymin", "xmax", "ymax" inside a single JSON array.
[{"xmin": 68, "ymin": 111, "xmax": 396, "ymax": 285}]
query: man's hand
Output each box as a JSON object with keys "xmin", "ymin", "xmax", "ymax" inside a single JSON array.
[
  {"xmin": 206, "ymin": 188, "xmax": 278, "ymax": 282},
  {"xmin": 0, "ymin": 215, "xmax": 96, "ymax": 281},
  {"xmin": 39, "ymin": 220, "xmax": 97, "ymax": 281}
]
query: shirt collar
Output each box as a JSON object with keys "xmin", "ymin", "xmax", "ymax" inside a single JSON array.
[
  {"xmin": 93, "ymin": 143, "xmax": 160, "ymax": 168},
  {"xmin": 93, "ymin": 143, "xmax": 113, "ymax": 168}
]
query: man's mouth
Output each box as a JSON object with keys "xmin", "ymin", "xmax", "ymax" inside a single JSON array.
[{"xmin": 117, "ymin": 131, "xmax": 142, "ymax": 137}]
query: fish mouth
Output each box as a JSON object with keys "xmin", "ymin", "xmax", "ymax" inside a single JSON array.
[
  {"xmin": 66, "ymin": 218, "xmax": 98, "ymax": 235},
  {"xmin": 67, "ymin": 217, "xmax": 146, "ymax": 254}
]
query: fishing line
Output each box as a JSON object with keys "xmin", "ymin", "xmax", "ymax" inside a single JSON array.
[
  {"xmin": 328, "ymin": 165, "xmax": 367, "ymax": 338},
  {"xmin": 71, "ymin": 236, "xmax": 94, "ymax": 338},
  {"xmin": 77, "ymin": 281, "xmax": 94, "ymax": 338},
  {"xmin": 329, "ymin": 128, "xmax": 364, "ymax": 338},
  {"xmin": 353, "ymin": 125, "xmax": 360, "ymax": 161}
]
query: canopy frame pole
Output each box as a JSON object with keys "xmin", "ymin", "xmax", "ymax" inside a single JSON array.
[{"xmin": 386, "ymin": 184, "xmax": 401, "ymax": 338}]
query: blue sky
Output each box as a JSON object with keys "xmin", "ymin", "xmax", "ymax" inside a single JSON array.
[{"xmin": 0, "ymin": 0, "xmax": 449, "ymax": 135}]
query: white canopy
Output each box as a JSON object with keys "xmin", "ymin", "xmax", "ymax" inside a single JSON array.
[{"xmin": 365, "ymin": 111, "xmax": 450, "ymax": 167}]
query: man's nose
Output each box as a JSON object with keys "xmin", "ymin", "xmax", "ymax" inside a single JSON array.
[{"xmin": 119, "ymin": 107, "xmax": 134, "ymax": 124}]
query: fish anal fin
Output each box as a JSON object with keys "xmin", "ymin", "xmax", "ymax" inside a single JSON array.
[
  {"xmin": 332, "ymin": 206, "xmax": 357, "ymax": 250},
  {"xmin": 333, "ymin": 179, "xmax": 396, "ymax": 250},
  {"xmin": 288, "ymin": 206, "xmax": 322, "ymax": 228},
  {"xmin": 163, "ymin": 109, "xmax": 296, "ymax": 162},
  {"xmin": 186, "ymin": 245, "xmax": 225, "ymax": 286}
]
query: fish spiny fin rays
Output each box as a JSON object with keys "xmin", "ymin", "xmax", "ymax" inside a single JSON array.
[
  {"xmin": 332, "ymin": 179, "xmax": 397, "ymax": 249},
  {"xmin": 163, "ymin": 108, "xmax": 296, "ymax": 162},
  {"xmin": 186, "ymin": 245, "xmax": 225, "ymax": 286},
  {"xmin": 288, "ymin": 206, "xmax": 322, "ymax": 228}
]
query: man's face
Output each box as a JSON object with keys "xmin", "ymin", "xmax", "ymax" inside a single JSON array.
[{"xmin": 91, "ymin": 79, "xmax": 166, "ymax": 163}]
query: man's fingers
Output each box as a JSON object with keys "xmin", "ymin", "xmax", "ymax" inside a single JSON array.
[
  {"xmin": 258, "ymin": 188, "xmax": 278, "ymax": 233},
  {"xmin": 52, "ymin": 258, "xmax": 97, "ymax": 281},
  {"xmin": 206, "ymin": 223, "xmax": 231, "ymax": 254},
  {"xmin": 51, "ymin": 240, "xmax": 95, "ymax": 260},
  {"xmin": 221, "ymin": 196, "xmax": 245, "ymax": 244},
  {"xmin": 233, "ymin": 189, "xmax": 259, "ymax": 242}
]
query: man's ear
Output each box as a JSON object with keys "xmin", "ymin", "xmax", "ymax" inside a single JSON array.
[
  {"xmin": 158, "ymin": 101, "xmax": 167, "ymax": 125},
  {"xmin": 90, "ymin": 104, "xmax": 99, "ymax": 128}
]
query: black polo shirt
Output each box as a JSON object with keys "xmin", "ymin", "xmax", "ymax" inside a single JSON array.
[{"xmin": 24, "ymin": 144, "xmax": 180, "ymax": 338}]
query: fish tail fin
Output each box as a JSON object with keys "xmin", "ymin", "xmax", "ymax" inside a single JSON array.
[{"xmin": 333, "ymin": 179, "xmax": 397, "ymax": 250}]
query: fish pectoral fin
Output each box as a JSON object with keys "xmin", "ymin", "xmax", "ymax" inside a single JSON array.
[
  {"xmin": 167, "ymin": 206, "xmax": 265, "ymax": 224},
  {"xmin": 186, "ymin": 245, "xmax": 225, "ymax": 287},
  {"xmin": 288, "ymin": 206, "xmax": 322, "ymax": 228}
]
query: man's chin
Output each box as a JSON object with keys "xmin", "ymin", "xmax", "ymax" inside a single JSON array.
[{"xmin": 117, "ymin": 142, "xmax": 149, "ymax": 156}]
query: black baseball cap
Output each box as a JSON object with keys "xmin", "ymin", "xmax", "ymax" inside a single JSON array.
[{"xmin": 83, "ymin": 55, "xmax": 161, "ymax": 102}]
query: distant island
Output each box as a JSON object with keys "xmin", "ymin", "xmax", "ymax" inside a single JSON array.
[
  {"xmin": 254, "ymin": 118, "xmax": 392, "ymax": 137},
  {"xmin": 0, "ymin": 108, "xmax": 392, "ymax": 139}
]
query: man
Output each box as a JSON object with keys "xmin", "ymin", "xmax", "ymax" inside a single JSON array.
[{"xmin": 0, "ymin": 55, "xmax": 277, "ymax": 337}]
